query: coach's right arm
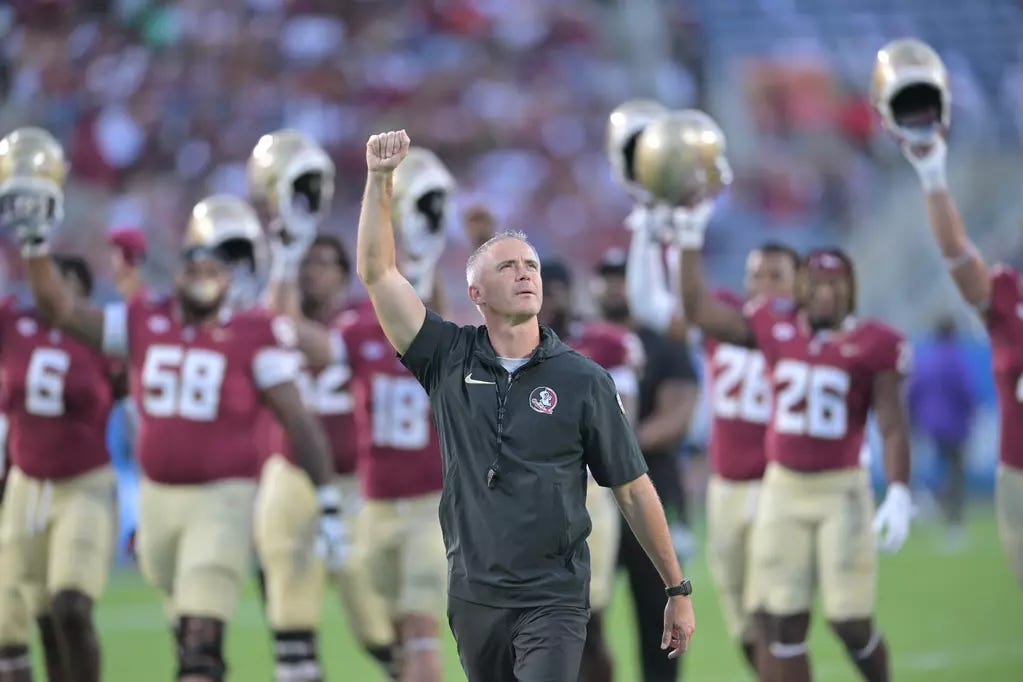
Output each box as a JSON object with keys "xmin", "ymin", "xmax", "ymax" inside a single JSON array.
[{"xmin": 356, "ymin": 129, "xmax": 427, "ymax": 355}]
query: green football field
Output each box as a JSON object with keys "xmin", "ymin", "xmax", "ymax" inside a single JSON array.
[{"xmin": 30, "ymin": 507, "xmax": 1023, "ymax": 681}]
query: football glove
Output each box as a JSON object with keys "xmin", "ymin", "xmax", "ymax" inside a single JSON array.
[
  {"xmin": 1, "ymin": 187, "xmax": 61, "ymax": 256},
  {"xmin": 901, "ymin": 135, "xmax": 947, "ymax": 192},
  {"xmin": 315, "ymin": 484, "xmax": 349, "ymax": 572},
  {"xmin": 873, "ymin": 482, "xmax": 912, "ymax": 553}
]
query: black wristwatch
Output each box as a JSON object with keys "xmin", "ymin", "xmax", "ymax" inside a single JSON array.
[{"xmin": 665, "ymin": 578, "xmax": 692, "ymax": 598}]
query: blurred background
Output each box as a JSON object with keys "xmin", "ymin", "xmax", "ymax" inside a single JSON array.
[{"xmin": 2, "ymin": 0, "xmax": 1023, "ymax": 679}]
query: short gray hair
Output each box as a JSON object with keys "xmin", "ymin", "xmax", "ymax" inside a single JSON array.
[{"xmin": 465, "ymin": 229, "xmax": 536, "ymax": 285}]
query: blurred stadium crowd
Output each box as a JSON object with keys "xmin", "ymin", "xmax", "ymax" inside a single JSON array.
[{"xmin": 2, "ymin": 0, "xmax": 1022, "ymax": 487}]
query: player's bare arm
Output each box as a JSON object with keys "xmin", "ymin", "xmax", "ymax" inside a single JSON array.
[
  {"xmin": 873, "ymin": 369, "xmax": 911, "ymax": 486},
  {"xmin": 679, "ymin": 247, "xmax": 754, "ymax": 346},
  {"xmin": 263, "ymin": 380, "xmax": 333, "ymax": 486},
  {"xmin": 871, "ymin": 367, "xmax": 914, "ymax": 553},
  {"xmin": 635, "ymin": 379, "xmax": 696, "ymax": 453},
  {"xmin": 356, "ymin": 130, "xmax": 427, "ymax": 355},
  {"xmin": 264, "ymin": 278, "xmax": 334, "ymax": 368},
  {"xmin": 612, "ymin": 474, "xmax": 695, "ymax": 658},
  {"xmin": 902, "ymin": 138, "xmax": 991, "ymax": 308},
  {"xmin": 25, "ymin": 256, "xmax": 106, "ymax": 350}
]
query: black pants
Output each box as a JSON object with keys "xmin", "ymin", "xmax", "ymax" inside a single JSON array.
[
  {"xmin": 935, "ymin": 437, "xmax": 966, "ymax": 526},
  {"xmin": 618, "ymin": 452, "xmax": 685, "ymax": 682},
  {"xmin": 448, "ymin": 595, "xmax": 589, "ymax": 682}
]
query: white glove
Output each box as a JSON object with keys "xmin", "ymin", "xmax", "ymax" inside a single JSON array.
[
  {"xmin": 873, "ymin": 482, "xmax": 912, "ymax": 553},
  {"xmin": 268, "ymin": 221, "xmax": 315, "ymax": 283},
  {"xmin": 624, "ymin": 203, "xmax": 675, "ymax": 243},
  {"xmin": 314, "ymin": 484, "xmax": 350, "ymax": 572},
  {"xmin": 1, "ymin": 190, "xmax": 59, "ymax": 256},
  {"xmin": 900, "ymin": 136, "xmax": 947, "ymax": 192},
  {"xmin": 670, "ymin": 200, "xmax": 714, "ymax": 250}
]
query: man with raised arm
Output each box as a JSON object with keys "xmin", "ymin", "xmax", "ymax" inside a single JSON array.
[{"xmin": 356, "ymin": 129, "xmax": 695, "ymax": 682}]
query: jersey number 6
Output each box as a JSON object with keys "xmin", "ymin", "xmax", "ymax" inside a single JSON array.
[{"xmin": 26, "ymin": 347, "xmax": 71, "ymax": 417}]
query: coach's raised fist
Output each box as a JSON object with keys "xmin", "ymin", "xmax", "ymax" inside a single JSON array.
[{"xmin": 367, "ymin": 130, "xmax": 410, "ymax": 174}]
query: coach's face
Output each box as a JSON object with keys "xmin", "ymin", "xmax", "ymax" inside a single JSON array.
[{"xmin": 469, "ymin": 238, "xmax": 543, "ymax": 321}]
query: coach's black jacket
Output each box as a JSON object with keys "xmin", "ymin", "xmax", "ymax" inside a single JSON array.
[{"xmin": 401, "ymin": 310, "xmax": 648, "ymax": 609}]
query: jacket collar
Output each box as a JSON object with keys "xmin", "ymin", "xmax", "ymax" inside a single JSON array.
[{"xmin": 473, "ymin": 321, "xmax": 571, "ymax": 367}]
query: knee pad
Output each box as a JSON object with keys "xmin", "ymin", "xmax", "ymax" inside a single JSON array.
[
  {"xmin": 0, "ymin": 645, "xmax": 31, "ymax": 675},
  {"xmin": 176, "ymin": 616, "xmax": 226, "ymax": 681},
  {"xmin": 50, "ymin": 589, "xmax": 93, "ymax": 629}
]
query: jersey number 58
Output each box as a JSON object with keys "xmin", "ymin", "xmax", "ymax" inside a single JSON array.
[{"xmin": 141, "ymin": 345, "xmax": 227, "ymax": 421}]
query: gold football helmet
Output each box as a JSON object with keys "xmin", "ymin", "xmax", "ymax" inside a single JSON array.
[
  {"xmin": 186, "ymin": 194, "xmax": 267, "ymax": 308},
  {"xmin": 606, "ymin": 99, "xmax": 669, "ymax": 198},
  {"xmin": 871, "ymin": 38, "xmax": 949, "ymax": 142},
  {"xmin": 633, "ymin": 110, "xmax": 732, "ymax": 207},
  {"xmin": 392, "ymin": 147, "xmax": 456, "ymax": 298},
  {"xmin": 248, "ymin": 129, "xmax": 335, "ymax": 228},
  {"xmin": 0, "ymin": 126, "xmax": 68, "ymax": 225}
]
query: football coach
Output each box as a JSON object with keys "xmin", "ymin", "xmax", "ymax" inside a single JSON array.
[{"xmin": 356, "ymin": 130, "xmax": 696, "ymax": 681}]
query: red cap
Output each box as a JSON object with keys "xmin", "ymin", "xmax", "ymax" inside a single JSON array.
[
  {"xmin": 805, "ymin": 249, "xmax": 852, "ymax": 275},
  {"xmin": 109, "ymin": 228, "xmax": 147, "ymax": 265}
]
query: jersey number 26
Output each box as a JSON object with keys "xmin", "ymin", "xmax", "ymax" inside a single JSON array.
[{"xmin": 773, "ymin": 360, "xmax": 850, "ymax": 439}]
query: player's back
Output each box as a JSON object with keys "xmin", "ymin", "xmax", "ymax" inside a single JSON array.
[
  {"xmin": 343, "ymin": 304, "xmax": 442, "ymax": 500},
  {"xmin": 0, "ymin": 302, "xmax": 114, "ymax": 479},
  {"xmin": 987, "ymin": 265, "xmax": 1023, "ymax": 469},
  {"xmin": 124, "ymin": 297, "xmax": 292, "ymax": 484},
  {"xmin": 704, "ymin": 290, "xmax": 770, "ymax": 481},
  {"xmin": 747, "ymin": 297, "xmax": 908, "ymax": 472}
]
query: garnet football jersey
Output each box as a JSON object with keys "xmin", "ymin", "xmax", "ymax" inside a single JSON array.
[
  {"xmin": 341, "ymin": 305, "xmax": 442, "ymax": 500},
  {"xmin": 703, "ymin": 291, "xmax": 770, "ymax": 481},
  {"xmin": 254, "ymin": 310, "xmax": 360, "ymax": 476},
  {"xmin": 102, "ymin": 297, "xmax": 300, "ymax": 484},
  {"xmin": 567, "ymin": 320, "xmax": 643, "ymax": 400},
  {"xmin": 0, "ymin": 302, "xmax": 115, "ymax": 479},
  {"xmin": 747, "ymin": 297, "xmax": 909, "ymax": 472},
  {"xmin": 987, "ymin": 265, "xmax": 1023, "ymax": 469}
]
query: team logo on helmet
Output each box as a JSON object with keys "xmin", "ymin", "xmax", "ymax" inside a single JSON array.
[{"xmin": 529, "ymin": 386, "xmax": 558, "ymax": 415}]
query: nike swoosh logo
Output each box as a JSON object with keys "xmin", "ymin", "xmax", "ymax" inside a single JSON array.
[{"xmin": 464, "ymin": 373, "xmax": 496, "ymax": 385}]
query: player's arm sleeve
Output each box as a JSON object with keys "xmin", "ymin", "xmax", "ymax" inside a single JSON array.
[
  {"xmin": 252, "ymin": 316, "xmax": 303, "ymax": 389},
  {"xmin": 583, "ymin": 370, "xmax": 649, "ymax": 487},
  {"xmin": 986, "ymin": 266, "xmax": 1022, "ymax": 331},
  {"xmin": 101, "ymin": 303, "xmax": 128, "ymax": 358},
  {"xmin": 398, "ymin": 309, "xmax": 465, "ymax": 393},
  {"xmin": 742, "ymin": 296, "xmax": 790, "ymax": 363}
]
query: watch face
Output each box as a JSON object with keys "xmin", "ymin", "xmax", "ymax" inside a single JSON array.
[{"xmin": 681, "ymin": 578, "xmax": 692, "ymax": 595}]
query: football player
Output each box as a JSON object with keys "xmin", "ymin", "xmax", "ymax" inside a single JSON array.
[
  {"xmin": 247, "ymin": 129, "xmax": 396, "ymax": 681},
  {"xmin": 3, "ymin": 152, "xmax": 343, "ymax": 682},
  {"xmin": 272, "ymin": 145, "xmax": 453, "ymax": 682},
  {"xmin": 0, "ymin": 128, "xmax": 121, "ymax": 682},
  {"xmin": 641, "ymin": 111, "xmax": 912, "ymax": 682},
  {"xmin": 537, "ymin": 257, "xmax": 642, "ymax": 682},
  {"xmin": 878, "ymin": 39, "xmax": 1023, "ymax": 586},
  {"xmin": 629, "ymin": 215, "xmax": 800, "ymax": 671}
]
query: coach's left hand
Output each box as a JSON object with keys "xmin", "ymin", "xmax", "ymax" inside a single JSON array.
[{"xmin": 662, "ymin": 595, "xmax": 695, "ymax": 659}]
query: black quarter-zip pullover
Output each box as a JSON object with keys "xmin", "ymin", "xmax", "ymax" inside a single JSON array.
[{"xmin": 401, "ymin": 310, "xmax": 648, "ymax": 608}]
